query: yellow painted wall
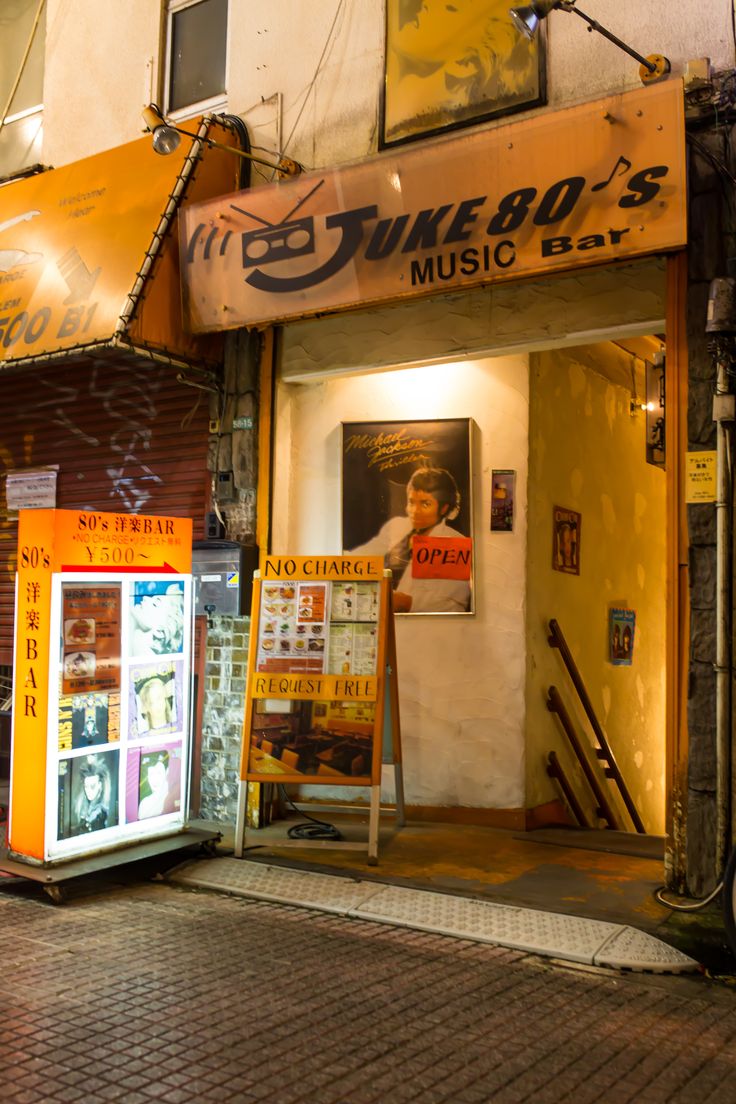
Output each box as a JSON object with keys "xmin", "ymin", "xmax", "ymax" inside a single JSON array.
[{"xmin": 526, "ymin": 344, "xmax": 666, "ymax": 834}]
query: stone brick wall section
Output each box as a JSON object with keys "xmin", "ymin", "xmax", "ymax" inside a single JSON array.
[
  {"xmin": 685, "ymin": 104, "xmax": 736, "ymax": 894},
  {"xmin": 199, "ymin": 329, "xmax": 260, "ymax": 824},
  {"xmin": 199, "ymin": 614, "xmax": 250, "ymax": 823}
]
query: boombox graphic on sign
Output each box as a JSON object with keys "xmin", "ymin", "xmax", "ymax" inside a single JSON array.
[{"xmin": 239, "ymin": 215, "xmax": 316, "ymax": 269}]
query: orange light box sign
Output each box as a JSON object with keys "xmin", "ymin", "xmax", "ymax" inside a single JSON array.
[
  {"xmin": 0, "ymin": 140, "xmax": 187, "ymax": 362},
  {"xmin": 9, "ymin": 509, "xmax": 192, "ymax": 862},
  {"xmin": 181, "ymin": 81, "xmax": 687, "ymax": 331},
  {"xmin": 11, "ymin": 511, "xmax": 54, "ymax": 859},
  {"xmin": 50, "ymin": 509, "xmax": 193, "ymax": 574},
  {"xmin": 0, "ymin": 123, "xmax": 239, "ymax": 365}
]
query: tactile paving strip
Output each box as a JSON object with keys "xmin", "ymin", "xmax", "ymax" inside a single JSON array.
[
  {"xmin": 352, "ymin": 883, "xmax": 620, "ymax": 964},
  {"xmin": 594, "ymin": 925, "xmax": 698, "ymax": 972},
  {"xmin": 168, "ymin": 858, "xmax": 699, "ymax": 973},
  {"xmin": 170, "ymin": 857, "xmax": 380, "ymax": 914}
]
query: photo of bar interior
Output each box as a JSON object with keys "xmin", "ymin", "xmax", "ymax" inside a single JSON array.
[{"xmin": 248, "ymin": 699, "xmax": 376, "ymax": 779}]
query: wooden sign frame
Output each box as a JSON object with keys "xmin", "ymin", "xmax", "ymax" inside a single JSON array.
[{"xmin": 234, "ymin": 555, "xmax": 405, "ymax": 863}]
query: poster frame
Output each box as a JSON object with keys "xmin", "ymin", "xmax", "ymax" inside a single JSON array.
[
  {"xmin": 380, "ymin": 0, "xmax": 547, "ymax": 148},
  {"xmin": 341, "ymin": 417, "xmax": 474, "ymax": 615}
]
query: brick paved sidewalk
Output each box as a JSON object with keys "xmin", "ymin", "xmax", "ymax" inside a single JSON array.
[{"xmin": 0, "ymin": 879, "xmax": 735, "ymax": 1104}]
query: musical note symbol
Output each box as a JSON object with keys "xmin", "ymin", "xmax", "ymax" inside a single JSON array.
[{"xmin": 591, "ymin": 155, "xmax": 632, "ymax": 192}]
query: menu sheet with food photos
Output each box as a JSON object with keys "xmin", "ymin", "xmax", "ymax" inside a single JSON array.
[{"xmin": 256, "ymin": 579, "xmax": 380, "ymax": 678}]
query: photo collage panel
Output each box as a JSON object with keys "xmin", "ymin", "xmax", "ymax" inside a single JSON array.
[{"xmin": 54, "ymin": 577, "xmax": 189, "ymax": 846}]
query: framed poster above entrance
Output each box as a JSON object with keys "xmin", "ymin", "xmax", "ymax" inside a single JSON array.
[
  {"xmin": 381, "ymin": 0, "xmax": 546, "ymax": 148},
  {"xmin": 341, "ymin": 418, "xmax": 473, "ymax": 615}
]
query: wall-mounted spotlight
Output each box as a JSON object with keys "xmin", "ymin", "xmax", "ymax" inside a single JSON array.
[
  {"xmin": 509, "ymin": 1, "xmax": 670, "ymax": 85},
  {"xmin": 141, "ymin": 104, "xmax": 301, "ymax": 178}
]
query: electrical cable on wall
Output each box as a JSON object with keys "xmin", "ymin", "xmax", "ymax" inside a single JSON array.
[
  {"xmin": 219, "ymin": 113, "xmax": 252, "ymax": 190},
  {"xmin": 277, "ymin": 0, "xmax": 346, "ymax": 175},
  {"xmin": 278, "ymin": 784, "xmax": 343, "ymax": 840}
]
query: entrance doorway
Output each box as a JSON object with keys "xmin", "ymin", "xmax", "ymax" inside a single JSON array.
[{"xmin": 526, "ymin": 337, "xmax": 667, "ymax": 838}]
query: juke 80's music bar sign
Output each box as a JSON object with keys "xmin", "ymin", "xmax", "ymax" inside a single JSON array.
[{"xmin": 180, "ymin": 82, "xmax": 686, "ymax": 331}]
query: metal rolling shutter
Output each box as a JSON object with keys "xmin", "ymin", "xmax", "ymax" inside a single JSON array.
[{"xmin": 0, "ymin": 354, "xmax": 211, "ymax": 663}]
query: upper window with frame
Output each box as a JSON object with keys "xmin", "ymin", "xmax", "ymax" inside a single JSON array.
[
  {"xmin": 165, "ymin": 0, "xmax": 228, "ymax": 118},
  {"xmin": 0, "ymin": 0, "xmax": 46, "ymax": 178}
]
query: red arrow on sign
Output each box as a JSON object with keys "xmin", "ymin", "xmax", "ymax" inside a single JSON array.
[{"xmin": 60, "ymin": 562, "xmax": 180, "ymax": 573}]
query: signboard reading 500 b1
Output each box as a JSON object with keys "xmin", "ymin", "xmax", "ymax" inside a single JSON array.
[{"xmin": 0, "ymin": 301, "xmax": 98, "ymax": 353}]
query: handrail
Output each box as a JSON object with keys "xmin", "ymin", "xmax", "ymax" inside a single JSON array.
[
  {"xmin": 547, "ymin": 686, "xmax": 620, "ymax": 830},
  {"xmin": 548, "ymin": 618, "xmax": 646, "ymax": 833},
  {"xmin": 547, "ymin": 750, "xmax": 591, "ymax": 828}
]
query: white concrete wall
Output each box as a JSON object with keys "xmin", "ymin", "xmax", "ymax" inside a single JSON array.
[
  {"xmin": 44, "ymin": 1, "xmax": 162, "ymax": 164},
  {"xmin": 271, "ymin": 355, "xmax": 529, "ymax": 810},
  {"xmin": 41, "ymin": 1, "xmax": 735, "ymax": 169}
]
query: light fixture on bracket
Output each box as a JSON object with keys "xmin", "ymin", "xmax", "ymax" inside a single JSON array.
[
  {"xmin": 141, "ymin": 104, "xmax": 301, "ymax": 178},
  {"xmin": 509, "ymin": 1, "xmax": 670, "ymax": 85}
]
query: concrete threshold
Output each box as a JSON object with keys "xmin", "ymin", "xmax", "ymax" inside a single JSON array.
[{"xmin": 167, "ymin": 856, "xmax": 700, "ymax": 975}]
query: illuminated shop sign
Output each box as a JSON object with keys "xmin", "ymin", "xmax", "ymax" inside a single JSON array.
[
  {"xmin": 10, "ymin": 508, "xmax": 193, "ymax": 864},
  {"xmin": 181, "ymin": 81, "xmax": 686, "ymax": 331}
]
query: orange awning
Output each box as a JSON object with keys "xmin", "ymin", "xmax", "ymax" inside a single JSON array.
[{"xmin": 0, "ymin": 117, "xmax": 241, "ymax": 370}]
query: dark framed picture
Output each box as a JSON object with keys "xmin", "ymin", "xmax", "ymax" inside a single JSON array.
[
  {"xmin": 342, "ymin": 418, "xmax": 473, "ymax": 614},
  {"xmin": 552, "ymin": 506, "xmax": 581, "ymax": 576},
  {"xmin": 381, "ymin": 0, "xmax": 546, "ymax": 148}
]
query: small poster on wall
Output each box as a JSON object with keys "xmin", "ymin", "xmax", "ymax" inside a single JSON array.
[
  {"xmin": 552, "ymin": 506, "xmax": 581, "ymax": 575},
  {"xmin": 609, "ymin": 608, "xmax": 636, "ymax": 665},
  {"xmin": 490, "ymin": 470, "xmax": 516, "ymax": 532}
]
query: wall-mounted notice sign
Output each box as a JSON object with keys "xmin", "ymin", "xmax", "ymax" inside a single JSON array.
[
  {"xmin": 5, "ymin": 467, "xmax": 58, "ymax": 511},
  {"xmin": 685, "ymin": 451, "xmax": 717, "ymax": 503},
  {"xmin": 10, "ymin": 508, "xmax": 193, "ymax": 865}
]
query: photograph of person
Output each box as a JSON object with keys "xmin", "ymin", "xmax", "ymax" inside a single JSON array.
[
  {"xmin": 130, "ymin": 664, "xmax": 179, "ymax": 737},
  {"xmin": 137, "ymin": 747, "xmax": 181, "ymax": 820},
  {"xmin": 71, "ymin": 692, "xmax": 110, "ymax": 748},
  {"xmin": 129, "ymin": 580, "xmax": 184, "ymax": 657},
  {"xmin": 353, "ymin": 467, "xmax": 470, "ymax": 613},
  {"xmin": 58, "ymin": 750, "xmax": 119, "ymax": 840},
  {"xmin": 138, "ymin": 750, "xmax": 170, "ymax": 819},
  {"xmin": 342, "ymin": 419, "xmax": 473, "ymax": 614}
]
